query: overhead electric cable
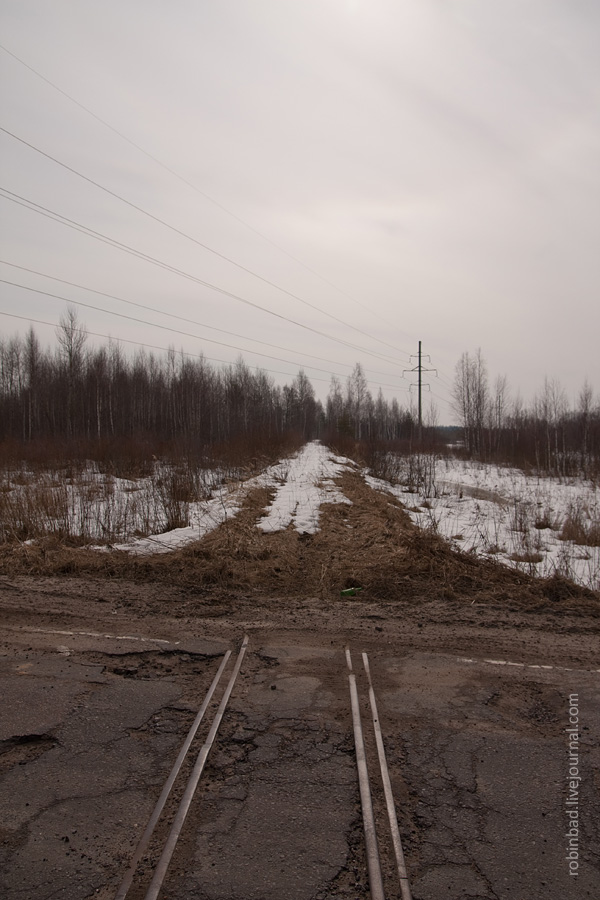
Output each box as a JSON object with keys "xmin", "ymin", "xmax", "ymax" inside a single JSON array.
[
  {"xmin": 0, "ymin": 310, "xmax": 325, "ymax": 384},
  {"xmin": 0, "ymin": 309, "xmax": 411, "ymax": 394},
  {"xmin": 0, "ymin": 260, "xmax": 403, "ymax": 381},
  {"xmin": 430, "ymin": 390, "xmax": 455, "ymax": 411},
  {"xmin": 0, "ymin": 41, "xmax": 407, "ymax": 341},
  {"xmin": 435, "ymin": 370, "xmax": 454, "ymax": 383},
  {"xmin": 0, "ymin": 124, "xmax": 410, "ymax": 360},
  {"xmin": 0, "ymin": 278, "xmax": 362, "ymax": 379},
  {"xmin": 0, "ymin": 186, "xmax": 403, "ymax": 368}
]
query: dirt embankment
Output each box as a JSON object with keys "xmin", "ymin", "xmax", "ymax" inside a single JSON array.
[{"xmin": 1, "ymin": 466, "xmax": 598, "ymax": 620}]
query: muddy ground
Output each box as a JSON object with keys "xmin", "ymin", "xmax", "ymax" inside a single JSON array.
[{"xmin": 1, "ymin": 470, "xmax": 599, "ymax": 899}]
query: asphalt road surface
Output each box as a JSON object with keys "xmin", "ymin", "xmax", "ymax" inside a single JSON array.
[{"xmin": 1, "ymin": 576, "xmax": 599, "ymax": 899}]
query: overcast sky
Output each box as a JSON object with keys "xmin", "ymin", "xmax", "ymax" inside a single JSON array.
[{"xmin": 1, "ymin": 0, "xmax": 599, "ymax": 421}]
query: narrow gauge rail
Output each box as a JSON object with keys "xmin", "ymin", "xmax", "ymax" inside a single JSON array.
[
  {"xmin": 346, "ymin": 647, "xmax": 413, "ymax": 900},
  {"xmin": 113, "ymin": 639, "xmax": 412, "ymax": 900},
  {"xmin": 114, "ymin": 635, "xmax": 248, "ymax": 900}
]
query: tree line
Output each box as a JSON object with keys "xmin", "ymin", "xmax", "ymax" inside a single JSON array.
[
  {"xmin": 0, "ymin": 310, "xmax": 419, "ymax": 455},
  {"xmin": 3, "ymin": 315, "xmax": 596, "ymax": 476},
  {"xmin": 453, "ymin": 349, "xmax": 600, "ymax": 477}
]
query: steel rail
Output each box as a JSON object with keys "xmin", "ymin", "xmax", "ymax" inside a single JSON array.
[
  {"xmin": 114, "ymin": 649, "xmax": 232, "ymax": 900},
  {"xmin": 362, "ymin": 652, "xmax": 413, "ymax": 900},
  {"xmin": 144, "ymin": 634, "xmax": 249, "ymax": 900},
  {"xmin": 345, "ymin": 647, "xmax": 385, "ymax": 900}
]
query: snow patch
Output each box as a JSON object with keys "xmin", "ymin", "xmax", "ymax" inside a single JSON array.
[
  {"xmin": 367, "ymin": 456, "xmax": 600, "ymax": 591},
  {"xmin": 114, "ymin": 441, "xmax": 352, "ymax": 553},
  {"xmin": 257, "ymin": 441, "xmax": 352, "ymax": 534}
]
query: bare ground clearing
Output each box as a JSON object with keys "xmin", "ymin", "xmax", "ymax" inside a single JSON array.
[{"xmin": 1, "ymin": 468, "xmax": 599, "ymax": 899}]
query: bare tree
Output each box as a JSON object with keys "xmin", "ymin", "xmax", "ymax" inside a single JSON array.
[
  {"xmin": 56, "ymin": 307, "xmax": 87, "ymax": 437},
  {"xmin": 292, "ymin": 369, "xmax": 316, "ymax": 438},
  {"xmin": 24, "ymin": 326, "xmax": 41, "ymax": 439},
  {"xmin": 347, "ymin": 363, "xmax": 369, "ymax": 440},
  {"xmin": 489, "ymin": 374, "xmax": 509, "ymax": 456},
  {"xmin": 326, "ymin": 375, "xmax": 344, "ymax": 432},
  {"xmin": 453, "ymin": 349, "xmax": 488, "ymax": 456},
  {"xmin": 578, "ymin": 380, "xmax": 594, "ymax": 476}
]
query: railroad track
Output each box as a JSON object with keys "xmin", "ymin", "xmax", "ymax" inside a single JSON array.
[
  {"xmin": 346, "ymin": 647, "xmax": 413, "ymax": 900},
  {"xmin": 113, "ymin": 637, "xmax": 412, "ymax": 900}
]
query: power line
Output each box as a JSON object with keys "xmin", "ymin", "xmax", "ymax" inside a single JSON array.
[
  {"xmin": 0, "ymin": 278, "xmax": 356, "ymax": 379},
  {"xmin": 0, "ymin": 124, "xmax": 411, "ymax": 361},
  {"xmin": 0, "ymin": 260, "xmax": 404, "ymax": 381},
  {"xmin": 434, "ymin": 369, "xmax": 455, "ymax": 388},
  {"xmin": 0, "ymin": 309, "xmax": 326, "ymax": 384},
  {"xmin": 0, "ymin": 309, "xmax": 411, "ymax": 395},
  {"xmin": 0, "ymin": 41, "xmax": 407, "ymax": 342},
  {"xmin": 430, "ymin": 389, "xmax": 454, "ymax": 409},
  {"xmin": 0, "ymin": 186, "xmax": 404, "ymax": 368},
  {"xmin": 0, "ymin": 283, "xmax": 411, "ymax": 392}
]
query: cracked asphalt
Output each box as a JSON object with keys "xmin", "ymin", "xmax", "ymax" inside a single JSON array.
[{"xmin": 1, "ymin": 576, "xmax": 599, "ymax": 899}]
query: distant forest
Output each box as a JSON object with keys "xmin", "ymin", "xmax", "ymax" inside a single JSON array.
[
  {"xmin": 1, "ymin": 314, "xmax": 599, "ymax": 478},
  {"xmin": 0, "ymin": 311, "xmax": 416, "ymax": 450}
]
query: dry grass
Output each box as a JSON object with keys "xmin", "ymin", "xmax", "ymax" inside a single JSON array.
[
  {"xmin": 1, "ymin": 467, "xmax": 598, "ymax": 617},
  {"xmin": 559, "ymin": 501, "xmax": 600, "ymax": 547},
  {"xmin": 0, "ymin": 431, "xmax": 306, "ymax": 545},
  {"xmin": 509, "ymin": 552, "xmax": 545, "ymax": 564}
]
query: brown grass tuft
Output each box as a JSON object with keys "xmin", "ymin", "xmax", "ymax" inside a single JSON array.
[{"xmin": 559, "ymin": 503, "xmax": 600, "ymax": 547}]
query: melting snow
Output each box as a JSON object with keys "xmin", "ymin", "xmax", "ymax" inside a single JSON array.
[
  {"xmin": 257, "ymin": 441, "xmax": 351, "ymax": 534},
  {"xmin": 366, "ymin": 456, "xmax": 600, "ymax": 591},
  {"xmin": 33, "ymin": 440, "xmax": 597, "ymax": 591},
  {"xmin": 109, "ymin": 482, "xmax": 253, "ymax": 554},
  {"xmin": 114, "ymin": 441, "xmax": 352, "ymax": 553}
]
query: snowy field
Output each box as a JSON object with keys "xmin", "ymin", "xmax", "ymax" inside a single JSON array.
[
  {"xmin": 104, "ymin": 442, "xmax": 351, "ymax": 552},
  {"xmin": 3, "ymin": 441, "xmax": 598, "ymax": 590},
  {"xmin": 113, "ymin": 446, "xmax": 600, "ymax": 591},
  {"xmin": 367, "ymin": 456, "xmax": 600, "ymax": 591},
  {"xmin": 0, "ymin": 443, "xmax": 350, "ymax": 553}
]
